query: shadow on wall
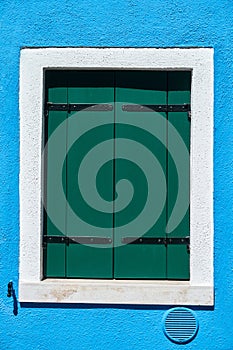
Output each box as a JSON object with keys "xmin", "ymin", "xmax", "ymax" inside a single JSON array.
[{"xmin": 20, "ymin": 302, "xmax": 214, "ymax": 311}]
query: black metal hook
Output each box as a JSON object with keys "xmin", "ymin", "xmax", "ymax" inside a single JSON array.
[{"xmin": 7, "ymin": 281, "xmax": 13, "ymax": 298}]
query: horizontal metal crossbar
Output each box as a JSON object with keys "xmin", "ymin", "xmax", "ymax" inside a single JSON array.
[
  {"xmin": 122, "ymin": 104, "xmax": 191, "ymax": 112},
  {"xmin": 46, "ymin": 103, "xmax": 113, "ymax": 112},
  {"xmin": 44, "ymin": 236, "xmax": 189, "ymax": 245},
  {"xmin": 43, "ymin": 236, "xmax": 112, "ymax": 245},
  {"xmin": 121, "ymin": 237, "xmax": 190, "ymax": 245},
  {"xmin": 46, "ymin": 103, "xmax": 190, "ymax": 113}
]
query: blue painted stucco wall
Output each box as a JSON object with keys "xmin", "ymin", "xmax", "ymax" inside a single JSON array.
[{"xmin": 0, "ymin": 0, "xmax": 233, "ymax": 349}]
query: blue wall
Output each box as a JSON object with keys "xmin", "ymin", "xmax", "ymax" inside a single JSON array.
[{"xmin": 1, "ymin": 0, "xmax": 233, "ymax": 349}]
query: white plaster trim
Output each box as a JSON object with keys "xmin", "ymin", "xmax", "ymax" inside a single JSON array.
[
  {"xmin": 19, "ymin": 48, "xmax": 214, "ymax": 305},
  {"xmin": 19, "ymin": 280, "xmax": 213, "ymax": 305}
]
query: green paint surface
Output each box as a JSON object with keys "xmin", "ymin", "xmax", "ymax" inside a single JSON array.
[
  {"xmin": 66, "ymin": 71, "xmax": 114, "ymax": 278},
  {"xmin": 114, "ymin": 71, "xmax": 167, "ymax": 278},
  {"xmin": 167, "ymin": 71, "xmax": 191, "ymax": 279},
  {"xmin": 44, "ymin": 70, "xmax": 190, "ymax": 280},
  {"xmin": 45, "ymin": 82, "xmax": 67, "ymax": 277}
]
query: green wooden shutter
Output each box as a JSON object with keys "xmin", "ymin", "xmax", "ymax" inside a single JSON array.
[
  {"xmin": 167, "ymin": 71, "xmax": 191, "ymax": 279},
  {"xmin": 45, "ymin": 71, "xmax": 67, "ymax": 277},
  {"xmin": 66, "ymin": 71, "xmax": 114, "ymax": 278},
  {"xmin": 45, "ymin": 71, "xmax": 115, "ymax": 278},
  {"xmin": 114, "ymin": 71, "xmax": 167, "ymax": 278},
  {"xmin": 44, "ymin": 70, "xmax": 190, "ymax": 280}
]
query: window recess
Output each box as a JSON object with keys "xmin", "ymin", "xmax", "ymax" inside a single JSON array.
[{"xmin": 43, "ymin": 70, "xmax": 191, "ymax": 280}]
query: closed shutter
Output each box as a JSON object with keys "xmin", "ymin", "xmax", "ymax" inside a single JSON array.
[
  {"xmin": 44, "ymin": 70, "xmax": 190, "ymax": 280},
  {"xmin": 114, "ymin": 71, "xmax": 167, "ymax": 278},
  {"xmin": 66, "ymin": 71, "xmax": 114, "ymax": 278},
  {"xmin": 45, "ymin": 71, "xmax": 67, "ymax": 277},
  {"xmin": 167, "ymin": 71, "xmax": 191, "ymax": 279}
]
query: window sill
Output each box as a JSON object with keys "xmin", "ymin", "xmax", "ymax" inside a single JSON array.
[{"xmin": 19, "ymin": 279, "xmax": 213, "ymax": 305}]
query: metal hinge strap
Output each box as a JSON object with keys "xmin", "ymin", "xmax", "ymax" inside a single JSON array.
[
  {"xmin": 122, "ymin": 104, "xmax": 191, "ymax": 113},
  {"xmin": 46, "ymin": 103, "xmax": 113, "ymax": 113},
  {"xmin": 43, "ymin": 236, "xmax": 112, "ymax": 245},
  {"xmin": 121, "ymin": 237, "xmax": 190, "ymax": 245}
]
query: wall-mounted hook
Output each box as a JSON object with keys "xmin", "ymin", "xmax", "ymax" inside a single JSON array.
[
  {"xmin": 7, "ymin": 281, "xmax": 18, "ymax": 316},
  {"xmin": 7, "ymin": 281, "xmax": 13, "ymax": 297}
]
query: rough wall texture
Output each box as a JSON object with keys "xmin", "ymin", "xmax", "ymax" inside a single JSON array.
[{"xmin": 0, "ymin": 0, "xmax": 232, "ymax": 349}]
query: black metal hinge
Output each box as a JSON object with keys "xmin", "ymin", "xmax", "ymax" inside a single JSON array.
[
  {"xmin": 122, "ymin": 237, "xmax": 189, "ymax": 244},
  {"xmin": 122, "ymin": 237, "xmax": 190, "ymax": 253},
  {"xmin": 122, "ymin": 104, "xmax": 191, "ymax": 113},
  {"xmin": 46, "ymin": 102, "xmax": 113, "ymax": 113},
  {"xmin": 43, "ymin": 235, "xmax": 112, "ymax": 246}
]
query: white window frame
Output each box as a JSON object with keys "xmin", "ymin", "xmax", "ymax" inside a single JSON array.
[{"xmin": 19, "ymin": 47, "xmax": 214, "ymax": 305}]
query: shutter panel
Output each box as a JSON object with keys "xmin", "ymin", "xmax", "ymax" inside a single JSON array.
[
  {"xmin": 45, "ymin": 71, "xmax": 67, "ymax": 277},
  {"xmin": 167, "ymin": 71, "xmax": 191, "ymax": 279},
  {"xmin": 114, "ymin": 71, "xmax": 167, "ymax": 279},
  {"xmin": 66, "ymin": 71, "xmax": 114, "ymax": 278}
]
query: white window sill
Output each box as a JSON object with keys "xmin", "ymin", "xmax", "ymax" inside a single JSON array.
[{"xmin": 19, "ymin": 279, "xmax": 213, "ymax": 305}]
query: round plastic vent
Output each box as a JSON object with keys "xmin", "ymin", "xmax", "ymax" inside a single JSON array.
[{"xmin": 163, "ymin": 307, "xmax": 199, "ymax": 344}]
